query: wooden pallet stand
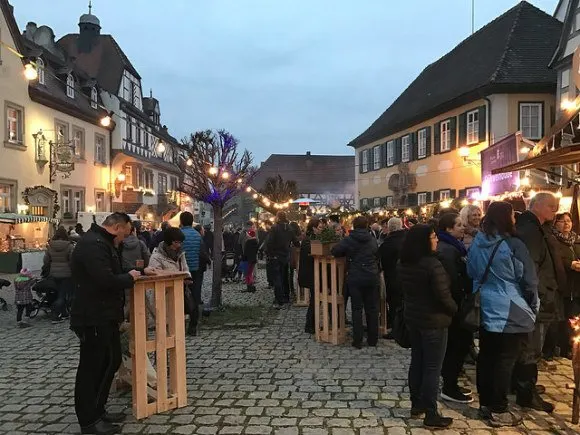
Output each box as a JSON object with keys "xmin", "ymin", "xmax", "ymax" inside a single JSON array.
[
  {"xmin": 379, "ymin": 272, "xmax": 388, "ymax": 336},
  {"xmin": 130, "ymin": 272, "xmax": 189, "ymax": 420},
  {"xmin": 313, "ymin": 255, "xmax": 346, "ymax": 345}
]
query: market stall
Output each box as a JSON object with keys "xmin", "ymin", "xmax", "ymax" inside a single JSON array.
[{"xmin": 0, "ymin": 213, "xmax": 57, "ymax": 273}]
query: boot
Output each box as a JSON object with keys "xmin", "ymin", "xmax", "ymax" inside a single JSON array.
[
  {"xmin": 516, "ymin": 387, "xmax": 554, "ymax": 413},
  {"xmin": 423, "ymin": 412, "xmax": 453, "ymax": 428}
]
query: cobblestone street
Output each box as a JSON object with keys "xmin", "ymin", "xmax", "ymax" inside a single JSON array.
[{"xmin": 0, "ymin": 269, "xmax": 579, "ymax": 434}]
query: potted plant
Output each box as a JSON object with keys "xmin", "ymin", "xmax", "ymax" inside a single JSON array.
[{"xmin": 310, "ymin": 227, "xmax": 341, "ymax": 256}]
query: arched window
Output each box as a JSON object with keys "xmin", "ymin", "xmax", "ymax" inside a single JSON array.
[
  {"xmin": 37, "ymin": 58, "xmax": 45, "ymax": 85},
  {"xmin": 90, "ymin": 87, "xmax": 98, "ymax": 109},
  {"xmin": 66, "ymin": 74, "xmax": 75, "ymax": 98}
]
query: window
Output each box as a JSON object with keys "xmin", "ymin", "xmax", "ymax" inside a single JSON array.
[
  {"xmin": 73, "ymin": 190, "xmax": 83, "ymax": 213},
  {"xmin": 361, "ymin": 149, "xmax": 369, "ymax": 173},
  {"xmin": 95, "ymin": 190, "xmax": 106, "ymax": 212},
  {"xmin": 576, "ymin": 12, "xmax": 580, "ymax": 32},
  {"xmin": 401, "ymin": 135, "xmax": 410, "ymax": 162},
  {"xmin": 386, "ymin": 140, "xmax": 394, "ymax": 166},
  {"xmin": 72, "ymin": 127, "xmax": 85, "ymax": 159},
  {"xmin": 361, "ymin": 198, "xmax": 369, "ymax": 209},
  {"xmin": 6, "ymin": 104, "xmax": 24, "ymax": 144},
  {"xmin": 95, "ymin": 134, "xmax": 106, "ymax": 164},
  {"xmin": 62, "ymin": 190, "xmax": 70, "ymax": 214},
  {"xmin": 61, "ymin": 187, "xmax": 85, "ymax": 217},
  {"xmin": 467, "ymin": 110, "xmax": 479, "ymax": 145},
  {"xmin": 91, "ymin": 87, "xmax": 98, "ymax": 109},
  {"xmin": 126, "ymin": 117, "xmax": 133, "ymax": 141},
  {"xmin": 418, "ymin": 193, "xmax": 427, "ymax": 205},
  {"xmin": 0, "ymin": 181, "xmax": 16, "ymax": 213},
  {"xmin": 440, "ymin": 190, "xmax": 451, "ymax": 200},
  {"xmin": 124, "ymin": 165, "xmax": 133, "ymax": 186},
  {"xmin": 373, "ymin": 146, "xmax": 380, "ymax": 170},
  {"xmin": 55, "ymin": 121, "xmax": 69, "ymax": 144},
  {"xmin": 132, "ymin": 83, "xmax": 140, "ymax": 107},
  {"xmin": 158, "ymin": 173, "xmax": 168, "ymax": 194},
  {"xmin": 418, "ymin": 129, "xmax": 427, "ymax": 158},
  {"xmin": 37, "ymin": 58, "xmax": 45, "ymax": 85},
  {"xmin": 519, "ymin": 103, "xmax": 543, "ymax": 140},
  {"xmin": 561, "ymin": 69, "xmax": 570, "ymax": 89},
  {"xmin": 123, "ymin": 75, "xmax": 131, "ymax": 101},
  {"xmin": 386, "ymin": 197, "xmax": 393, "ymax": 207},
  {"xmin": 373, "ymin": 197, "xmax": 380, "ymax": 207},
  {"xmin": 144, "ymin": 130, "xmax": 149, "ymax": 149},
  {"xmin": 441, "ymin": 120, "xmax": 451, "ymax": 152},
  {"xmin": 466, "ymin": 187, "xmax": 480, "ymax": 198},
  {"xmin": 144, "ymin": 170, "xmax": 154, "ymax": 189},
  {"xmin": 66, "ymin": 74, "xmax": 75, "ymax": 98}
]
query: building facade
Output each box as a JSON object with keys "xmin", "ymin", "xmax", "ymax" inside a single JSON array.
[{"xmin": 349, "ymin": 2, "xmax": 562, "ymax": 209}]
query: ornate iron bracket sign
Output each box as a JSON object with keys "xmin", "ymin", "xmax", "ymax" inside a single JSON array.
[{"xmin": 49, "ymin": 139, "xmax": 75, "ymax": 182}]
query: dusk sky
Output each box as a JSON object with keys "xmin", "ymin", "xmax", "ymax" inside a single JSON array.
[{"xmin": 13, "ymin": 0, "xmax": 558, "ymax": 163}]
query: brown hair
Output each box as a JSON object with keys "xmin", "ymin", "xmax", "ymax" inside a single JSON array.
[
  {"xmin": 482, "ymin": 201, "xmax": 515, "ymax": 236},
  {"xmin": 353, "ymin": 216, "xmax": 369, "ymax": 230}
]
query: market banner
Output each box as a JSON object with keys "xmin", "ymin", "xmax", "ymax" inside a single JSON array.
[{"xmin": 481, "ymin": 134, "xmax": 519, "ymax": 196}]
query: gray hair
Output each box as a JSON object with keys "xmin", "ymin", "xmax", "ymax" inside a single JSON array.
[
  {"xmin": 529, "ymin": 192, "xmax": 556, "ymax": 210},
  {"xmin": 459, "ymin": 204, "xmax": 481, "ymax": 226},
  {"xmin": 102, "ymin": 212, "xmax": 132, "ymax": 227},
  {"xmin": 387, "ymin": 217, "xmax": 403, "ymax": 233}
]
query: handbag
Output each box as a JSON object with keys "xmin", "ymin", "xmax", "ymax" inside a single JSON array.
[
  {"xmin": 392, "ymin": 305, "xmax": 411, "ymax": 349},
  {"xmin": 460, "ymin": 239, "xmax": 503, "ymax": 331}
]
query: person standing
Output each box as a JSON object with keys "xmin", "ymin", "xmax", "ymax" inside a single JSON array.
[
  {"xmin": 459, "ymin": 205, "xmax": 482, "ymax": 250},
  {"xmin": 179, "ymin": 212, "xmax": 202, "ymax": 336},
  {"xmin": 265, "ymin": 212, "xmax": 296, "ymax": 308},
  {"xmin": 243, "ymin": 229, "xmax": 259, "ymax": 292},
  {"xmin": 44, "ymin": 226, "xmax": 75, "ymax": 323},
  {"xmin": 398, "ymin": 224, "xmax": 457, "ymax": 429},
  {"xmin": 70, "ymin": 213, "xmax": 143, "ymax": 435},
  {"xmin": 513, "ymin": 192, "xmax": 564, "ymax": 412},
  {"xmin": 149, "ymin": 221, "xmax": 169, "ymax": 253},
  {"xmin": 203, "ymin": 224, "xmax": 214, "ymax": 258},
  {"xmin": 301, "ymin": 218, "xmax": 322, "ymax": 334},
  {"xmin": 331, "ymin": 216, "xmax": 380, "ymax": 349},
  {"xmin": 468, "ymin": 201, "xmax": 538, "ymax": 427}
]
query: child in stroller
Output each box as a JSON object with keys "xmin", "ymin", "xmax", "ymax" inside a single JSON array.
[{"xmin": 221, "ymin": 251, "xmax": 238, "ymax": 282}]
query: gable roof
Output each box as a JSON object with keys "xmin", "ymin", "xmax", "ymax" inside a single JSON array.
[
  {"xmin": 549, "ymin": 0, "xmax": 578, "ymax": 67},
  {"xmin": 348, "ymin": 1, "xmax": 562, "ymax": 149},
  {"xmin": 57, "ymin": 33, "xmax": 141, "ymax": 94},
  {"xmin": 252, "ymin": 154, "xmax": 355, "ymax": 194}
]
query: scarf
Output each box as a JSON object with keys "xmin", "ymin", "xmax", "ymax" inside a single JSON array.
[
  {"xmin": 437, "ymin": 231, "xmax": 468, "ymax": 257},
  {"xmin": 552, "ymin": 228, "xmax": 578, "ymax": 247},
  {"xmin": 158, "ymin": 241, "xmax": 181, "ymax": 262}
]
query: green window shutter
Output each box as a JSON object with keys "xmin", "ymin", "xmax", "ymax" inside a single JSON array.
[
  {"xmin": 449, "ymin": 117, "xmax": 457, "ymax": 150},
  {"xmin": 478, "ymin": 105, "xmax": 487, "ymax": 143},
  {"xmin": 359, "ymin": 151, "xmax": 363, "ymax": 174},
  {"xmin": 450, "ymin": 189, "xmax": 457, "ymax": 198},
  {"xmin": 411, "ymin": 132, "xmax": 418, "ymax": 161},
  {"xmin": 434, "ymin": 122, "xmax": 441, "ymax": 154},
  {"xmin": 433, "ymin": 190, "xmax": 440, "ymax": 202},
  {"xmin": 426, "ymin": 192, "xmax": 432, "ymax": 203},
  {"xmin": 407, "ymin": 193, "xmax": 418, "ymax": 206},
  {"xmin": 458, "ymin": 112, "xmax": 467, "ymax": 148},
  {"xmin": 394, "ymin": 137, "xmax": 402, "ymax": 164},
  {"xmin": 369, "ymin": 148, "xmax": 375, "ymax": 171},
  {"xmin": 425, "ymin": 126, "xmax": 432, "ymax": 157},
  {"xmin": 380, "ymin": 143, "xmax": 386, "ymax": 167}
]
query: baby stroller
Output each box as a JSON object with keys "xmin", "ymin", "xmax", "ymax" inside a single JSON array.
[
  {"xmin": 29, "ymin": 277, "xmax": 57, "ymax": 318},
  {"xmin": 0, "ymin": 278, "xmax": 10, "ymax": 310},
  {"xmin": 221, "ymin": 251, "xmax": 238, "ymax": 282}
]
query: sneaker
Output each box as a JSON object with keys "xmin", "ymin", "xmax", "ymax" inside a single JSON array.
[
  {"xmin": 441, "ymin": 388, "xmax": 474, "ymax": 404},
  {"xmin": 516, "ymin": 395, "xmax": 554, "ymax": 413},
  {"xmin": 423, "ymin": 413, "xmax": 453, "ymax": 428},
  {"xmin": 488, "ymin": 411, "xmax": 523, "ymax": 427}
]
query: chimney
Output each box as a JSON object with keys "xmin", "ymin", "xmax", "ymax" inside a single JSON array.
[{"xmin": 306, "ymin": 151, "xmax": 311, "ymax": 156}]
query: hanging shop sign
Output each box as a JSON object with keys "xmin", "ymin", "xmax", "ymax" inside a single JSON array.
[{"xmin": 481, "ymin": 133, "xmax": 519, "ymax": 196}]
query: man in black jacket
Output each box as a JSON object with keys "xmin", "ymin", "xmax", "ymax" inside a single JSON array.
[
  {"xmin": 265, "ymin": 212, "xmax": 297, "ymax": 307},
  {"xmin": 70, "ymin": 213, "xmax": 142, "ymax": 435},
  {"xmin": 514, "ymin": 192, "xmax": 564, "ymax": 413},
  {"xmin": 332, "ymin": 216, "xmax": 380, "ymax": 349}
]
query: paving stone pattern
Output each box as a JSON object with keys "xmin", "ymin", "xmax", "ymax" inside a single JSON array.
[{"xmin": 0, "ymin": 268, "xmax": 578, "ymax": 434}]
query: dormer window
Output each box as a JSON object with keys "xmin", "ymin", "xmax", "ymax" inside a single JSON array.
[
  {"xmin": 37, "ymin": 58, "xmax": 45, "ymax": 85},
  {"xmin": 66, "ymin": 74, "xmax": 75, "ymax": 99},
  {"xmin": 90, "ymin": 87, "xmax": 98, "ymax": 109}
]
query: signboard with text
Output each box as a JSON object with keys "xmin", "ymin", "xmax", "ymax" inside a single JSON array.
[{"xmin": 480, "ymin": 134, "xmax": 519, "ymax": 196}]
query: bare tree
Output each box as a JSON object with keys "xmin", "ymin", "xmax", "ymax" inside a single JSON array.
[{"xmin": 180, "ymin": 129, "xmax": 254, "ymax": 308}]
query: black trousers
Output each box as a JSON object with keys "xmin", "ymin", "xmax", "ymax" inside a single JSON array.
[
  {"xmin": 185, "ymin": 273, "xmax": 203, "ymax": 333},
  {"xmin": 73, "ymin": 323, "xmax": 122, "ymax": 428},
  {"xmin": 16, "ymin": 304, "xmax": 32, "ymax": 322},
  {"xmin": 477, "ymin": 330, "xmax": 525, "ymax": 413},
  {"xmin": 270, "ymin": 258, "xmax": 290, "ymax": 304},
  {"xmin": 305, "ymin": 286, "xmax": 315, "ymax": 332},
  {"xmin": 513, "ymin": 322, "xmax": 549, "ymax": 403},
  {"xmin": 441, "ymin": 319, "xmax": 473, "ymax": 391},
  {"xmin": 383, "ymin": 275, "xmax": 401, "ymax": 329},
  {"xmin": 349, "ymin": 281, "xmax": 379, "ymax": 346}
]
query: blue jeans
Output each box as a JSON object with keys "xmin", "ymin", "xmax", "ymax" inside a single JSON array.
[
  {"xmin": 408, "ymin": 327, "xmax": 448, "ymax": 414},
  {"xmin": 269, "ymin": 258, "xmax": 289, "ymax": 304}
]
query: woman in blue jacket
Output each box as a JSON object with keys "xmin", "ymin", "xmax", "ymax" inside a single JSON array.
[{"xmin": 467, "ymin": 201, "xmax": 538, "ymax": 428}]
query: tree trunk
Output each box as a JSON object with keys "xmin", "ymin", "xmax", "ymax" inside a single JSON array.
[{"xmin": 210, "ymin": 204, "xmax": 223, "ymax": 308}]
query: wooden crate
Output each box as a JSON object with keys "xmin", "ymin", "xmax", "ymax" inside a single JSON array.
[
  {"xmin": 310, "ymin": 241, "xmax": 337, "ymax": 257},
  {"xmin": 379, "ymin": 272, "xmax": 388, "ymax": 335},
  {"xmin": 130, "ymin": 272, "xmax": 189, "ymax": 420},
  {"xmin": 313, "ymin": 255, "xmax": 346, "ymax": 345}
]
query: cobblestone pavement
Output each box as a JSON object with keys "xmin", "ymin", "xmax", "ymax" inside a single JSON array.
[{"xmin": 0, "ymin": 268, "xmax": 579, "ymax": 434}]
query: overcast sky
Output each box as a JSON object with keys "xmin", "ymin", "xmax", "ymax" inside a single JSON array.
[{"xmin": 13, "ymin": 0, "xmax": 558, "ymax": 163}]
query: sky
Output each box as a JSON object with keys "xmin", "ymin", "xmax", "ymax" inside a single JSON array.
[{"xmin": 12, "ymin": 0, "xmax": 559, "ymax": 163}]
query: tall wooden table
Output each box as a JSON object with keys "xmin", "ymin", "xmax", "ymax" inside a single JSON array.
[
  {"xmin": 130, "ymin": 272, "xmax": 189, "ymax": 419},
  {"xmin": 313, "ymin": 255, "xmax": 346, "ymax": 345}
]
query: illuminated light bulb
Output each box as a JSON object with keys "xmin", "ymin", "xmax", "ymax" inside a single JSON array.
[
  {"xmin": 208, "ymin": 166, "xmax": 218, "ymax": 176},
  {"xmin": 236, "ymin": 178, "xmax": 243, "ymax": 184},
  {"xmin": 461, "ymin": 199, "xmax": 469, "ymax": 207},
  {"xmin": 156, "ymin": 141, "xmax": 166, "ymax": 153},
  {"xmin": 519, "ymin": 145, "xmax": 530, "ymax": 154},
  {"xmin": 252, "ymin": 193, "xmax": 258, "ymax": 199},
  {"xmin": 556, "ymin": 190, "xmax": 563, "ymax": 198},
  {"xmin": 561, "ymin": 99, "xmax": 576, "ymax": 111},
  {"xmin": 117, "ymin": 173, "xmax": 126, "ymax": 182},
  {"xmin": 458, "ymin": 146, "xmax": 470, "ymax": 158},
  {"xmin": 186, "ymin": 158, "xmax": 193, "ymax": 166},
  {"xmin": 529, "ymin": 190, "xmax": 537, "ymax": 198},
  {"xmin": 520, "ymin": 176, "xmax": 530, "ymax": 187},
  {"xmin": 100, "ymin": 114, "xmax": 112, "ymax": 127},
  {"xmin": 23, "ymin": 63, "xmax": 38, "ymax": 81},
  {"xmin": 221, "ymin": 171, "xmax": 230, "ymax": 180},
  {"xmin": 245, "ymin": 187, "xmax": 252, "ymax": 193}
]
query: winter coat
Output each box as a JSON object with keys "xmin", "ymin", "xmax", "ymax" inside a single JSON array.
[
  {"xmin": 516, "ymin": 211, "xmax": 566, "ymax": 322},
  {"xmin": 223, "ymin": 231, "xmax": 235, "ymax": 252},
  {"xmin": 437, "ymin": 238, "xmax": 472, "ymax": 305},
  {"xmin": 331, "ymin": 228, "xmax": 379, "ymax": 287},
  {"xmin": 181, "ymin": 226, "xmax": 202, "ymax": 272},
  {"xmin": 298, "ymin": 238, "xmax": 314, "ymax": 290},
  {"xmin": 149, "ymin": 230, "xmax": 164, "ymax": 253},
  {"xmin": 265, "ymin": 222, "xmax": 297, "ymax": 260},
  {"xmin": 149, "ymin": 242, "xmax": 191, "ymax": 277},
  {"xmin": 467, "ymin": 232, "xmax": 539, "ymax": 333},
  {"xmin": 243, "ymin": 238, "xmax": 259, "ymax": 264},
  {"xmin": 203, "ymin": 230, "xmax": 214, "ymax": 253},
  {"xmin": 70, "ymin": 223, "xmax": 135, "ymax": 327},
  {"xmin": 14, "ymin": 276, "xmax": 35, "ymax": 305},
  {"xmin": 378, "ymin": 229, "xmax": 406, "ymax": 298},
  {"xmin": 44, "ymin": 239, "xmax": 74, "ymax": 279},
  {"xmin": 199, "ymin": 238, "xmax": 211, "ymax": 272},
  {"xmin": 120, "ymin": 234, "xmax": 150, "ymax": 272},
  {"xmin": 553, "ymin": 235, "xmax": 580, "ymax": 301}
]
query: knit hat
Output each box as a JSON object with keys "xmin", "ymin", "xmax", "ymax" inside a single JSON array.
[
  {"xmin": 247, "ymin": 229, "xmax": 256, "ymax": 238},
  {"xmin": 19, "ymin": 268, "xmax": 33, "ymax": 278}
]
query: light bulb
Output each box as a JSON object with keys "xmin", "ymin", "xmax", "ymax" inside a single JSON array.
[
  {"xmin": 100, "ymin": 115, "xmax": 112, "ymax": 127},
  {"xmin": 252, "ymin": 193, "xmax": 258, "ymax": 199},
  {"xmin": 221, "ymin": 171, "xmax": 230, "ymax": 180},
  {"xmin": 246, "ymin": 187, "xmax": 252, "ymax": 193},
  {"xmin": 156, "ymin": 141, "xmax": 166, "ymax": 153},
  {"xmin": 519, "ymin": 145, "xmax": 530, "ymax": 154},
  {"xmin": 117, "ymin": 173, "xmax": 126, "ymax": 182},
  {"xmin": 520, "ymin": 176, "xmax": 530, "ymax": 187},
  {"xmin": 186, "ymin": 158, "xmax": 193, "ymax": 166},
  {"xmin": 23, "ymin": 63, "xmax": 38, "ymax": 81},
  {"xmin": 208, "ymin": 167, "xmax": 218, "ymax": 176},
  {"xmin": 458, "ymin": 146, "xmax": 470, "ymax": 158}
]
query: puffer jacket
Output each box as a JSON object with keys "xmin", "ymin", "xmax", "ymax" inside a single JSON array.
[
  {"xmin": 149, "ymin": 242, "xmax": 191, "ymax": 277},
  {"xmin": 331, "ymin": 228, "xmax": 379, "ymax": 286},
  {"xmin": 44, "ymin": 239, "xmax": 74, "ymax": 278},
  {"xmin": 436, "ymin": 238, "xmax": 472, "ymax": 304},
  {"xmin": 399, "ymin": 255, "xmax": 457, "ymax": 329},
  {"xmin": 181, "ymin": 226, "xmax": 201, "ymax": 272},
  {"xmin": 467, "ymin": 232, "xmax": 539, "ymax": 333},
  {"xmin": 121, "ymin": 234, "xmax": 150, "ymax": 272}
]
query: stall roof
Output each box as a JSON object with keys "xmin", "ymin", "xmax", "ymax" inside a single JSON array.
[
  {"xmin": 0, "ymin": 214, "xmax": 59, "ymax": 224},
  {"xmin": 491, "ymin": 144, "xmax": 580, "ymax": 174}
]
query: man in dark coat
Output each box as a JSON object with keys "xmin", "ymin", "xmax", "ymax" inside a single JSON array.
[
  {"xmin": 332, "ymin": 216, "xmax": 380, "ymax": 349},
  {"xmin": 203, "ymin": 225, "xmax": 214, "ymax": 257},
  {"xmin": 265, "ymin": 212, "xmax": 297, "ymax": 307},
  {"xmin": 70, "ymin": 213, "xmax": 143, "ymax": 435},
  {"xmin": 514, "ymin": 192, "xmax": 565, "ymax": 412},
  {"xmin": 378, "ymin": 217, "xmax": 406, "ymax": 333}
]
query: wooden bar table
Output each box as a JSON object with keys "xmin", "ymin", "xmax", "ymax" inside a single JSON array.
[
  {"xmin": 130, "ymin": 271, "xmax": 189, "ymax": 419},
  {"xmin": 313, "ymin": 255, "xmax": 346, "ymax": 345}
]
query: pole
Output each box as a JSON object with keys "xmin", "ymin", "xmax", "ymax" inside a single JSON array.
[{"xmin": 471, "ymin": 0, "xmax": 475, "ymax": 35}]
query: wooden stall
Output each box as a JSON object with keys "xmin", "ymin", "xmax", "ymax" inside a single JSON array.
[
  {"xmin": 313, "ymin": 255, "xmax": 346, "ymax": 345},
  {"xmin": 130, "ymin": 271, "xmax": 189, "ymax": 420}
]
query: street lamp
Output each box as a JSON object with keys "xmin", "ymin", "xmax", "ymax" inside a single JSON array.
[
  {"xmin": 23, "ymin": 62, "xmax": 37, "ymax": 81},
  {"xmin": 156, "ymin": 140, "xmax": 166, "ymax": 154},
  {"xmin": 100, "ymin": 112, "xmax": 113, "ymax": 127}
]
